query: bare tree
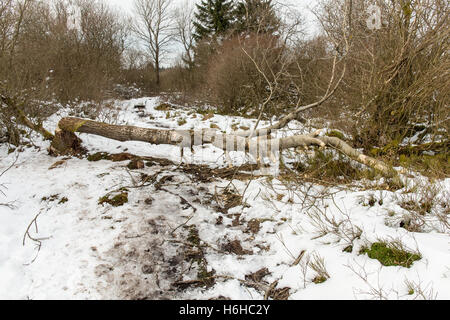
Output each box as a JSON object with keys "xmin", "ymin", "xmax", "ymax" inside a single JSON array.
[
  {"xmin": 0, "ymin": 0, "xmax": 393, "ymax": 176},
  {"xmin": 173, "ymin": 0, "xmax": 195, "ymax": 69},
  {"xmin": 235, "ymin": 0, "xmax": 349, "ymax": 138},
  {"xmin": 7, "ymin": 0, "xmax": 31, "ymax": 68},
  {"xmin": 1, "ymin": 0, "xmax": 128, "ymax": 145},
  {"xmin": 316, "ymin": 0, "xmax": 449, "ymax": 149},
  {"xmin": 132, "ymin": 0, "xmax": 173, "ymax": 86},
  {"xmin": 42, "ymin": 0, "xmax": 394, "ymax": 175}
]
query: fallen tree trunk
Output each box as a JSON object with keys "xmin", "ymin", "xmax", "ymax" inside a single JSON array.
[
  {"xmin": 50, "ymin": 117, "xmax": 393, "ymax": 175},
  {"xmin": 50, "ymin": 117, "xmax": 326, "ymax": 159},
  {"xmin": 315, "ymin": 135, "xmax": 393, "ymax": 174}
]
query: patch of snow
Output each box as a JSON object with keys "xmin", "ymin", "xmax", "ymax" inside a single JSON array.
[{"xmin": 0, "ymin": 97, "xmax": 449, "ymax": 300}]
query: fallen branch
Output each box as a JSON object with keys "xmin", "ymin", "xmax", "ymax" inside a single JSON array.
[
  {"xmin": 22, "ymin": 211, "xmax": 51, "ymax": 265},
  {"xmin": 50, "ymin": 117, "xmax": 393, "ymax": 175},
  {"xmin": 316, "ymin": 135, "xmax": 393, "ymax": 175},
  {"xmin": 50, "ymin": 117, "xmax": 325, "ymax": 158},
  {"xmin": 238, "ymin": 55, "xmax": 347, "ymax": 138}
]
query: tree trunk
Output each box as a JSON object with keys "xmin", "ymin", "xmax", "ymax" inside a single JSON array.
[
  {"xmin": 155, "ymin": 58, "xmax": 160, "ymax": 87},
  {"xmin": 50, "ymin": 117, "xmax": 393, "ymax": 175}
]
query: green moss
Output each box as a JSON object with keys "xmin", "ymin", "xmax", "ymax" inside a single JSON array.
[
  {"xmin": 210, "ymin": 123, "xmax": 220, "ymax": 129},
  {"xmin": 195, "ymin": 108, "xmax": 215, "ymax": 116},
  {"xmin": 177, "ymin": 118, "xmax": 187, "ymax": 126},
  {"xmin": 399, "ymin": 154, "xmax": 408, "ymax": 163},
  {"xmin": 87, "ymin": 152, "xmax": 110, "ymax": 162},
  {"xmin": 387, "ymin": 139, "xmax": 401, "ymax": 150},
  {"xmin": 360, "ymin": 242, "xmax": 421, "ymax": 268},
  {"xmin": 312, "ymin": 276, "xmax": 328, "ymax": 284},
  {"xmin": 66, "ymin": 120, "xmax": 88, "ymax": 133},
  {"xmin": 385, "ymin": 176, "xmax": 405, "ymax": 191},
  {"xmin": 98, "ymin": 192, "xmax": 128, "ymax": 207},
  {"xmin": 327, "ymin": 130, "xmax": 345, "ymax": 140},
  {"xmin": 369, "ymin": 139, "xmax": 449, "ymax": 178},
  {"xmin": 154, "ymin": 103, "xmax": 173, "ymax": 111},
  {"xmin": 398, "ymin": 153, "xmax": 449, "ymax": 179},
  {"xmin": 197, "ymin": 264, "xmax": 215, "ymax": 285},
  {"xmin": 370, "ymin": 148, "xmax": 381, "ymax": 157},
  {"xmin": 187, "ymin": 225, "xmax": 201, "ymax": 247},
  {"xmin": 293, "ymin": 150, "xmax": 366, "ymax": 183},
  {"xmin": 182, "ymin": 225, "xmax": 216, "ymax": 287},
  {"xmin": 371, "ymin": 139, "xmax": 401, "ymax": 157}
]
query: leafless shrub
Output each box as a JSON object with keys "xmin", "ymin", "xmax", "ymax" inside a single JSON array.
[
  {"xmin": 298, "ymin": 251, "xmax": 330, "ymax": 287},
  {"xmin": 306, "ymin": 205, "xmax": 362, "ymax": 249},
  {"xmin": 404, "ymin": 278, "xmax": 438, "ymax": 300},
  {"xmin": 316, "ymin": 0, "xmax": 449, "ymax": 150},
  {"xmin": 95, "ymin": 102, "xmax": 124, "ymax": 125},
  {"xmin": 0, "ymin": 0, "xmax": 128, "ymax": 145},
  {"xmin": 299, "ymin": 253, "xmax": 311, "ymax": 289},
  {"xmin": 349, "ymin": 263, "xmax": 438, "ymax": 299},
  {"xmin": 345, "ymin": 260, "xmax": 394, "ymax": 300},
  {"xmin": 389, "ymin": 181, "xmax": 450, "ymax": 233},
  {"xmin": 357, "ymin": 191, "xmax": 385, "ymax": 207},
  {"xmin": 205, "ymin": 34, "xmax": 285, "ymax": 115},
  {"xmin": 310, "ymin": 252, "xmax": 330, "ymax": 284},
  {"xmin": 0, "ymin": 152, "xmax": 18, "ymax": 208},
  {"xmin": 0, "ymin": 95, "xmax": 21, "ymax": 145}
]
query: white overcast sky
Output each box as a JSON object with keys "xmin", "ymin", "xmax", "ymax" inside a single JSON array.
[
  {"xmin": 107, "ymin": 0, "xmax": 320, "ymax": 65},
  {"xmin": 109, "ymin": 0, "xmax": 319, "ymax": 28}
]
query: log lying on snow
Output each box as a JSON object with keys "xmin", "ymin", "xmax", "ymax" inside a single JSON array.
[
  {"xmin": 316, "ymin": 135, "xmax": 392, "ymax": 174},
  {"xmin": 50, "ymin": 117, "xmax": 393, "ymax": 175},
  {"xmin": 50, "ymin": 117, "xmax": 326, "ymax": 162},
  {"xmin": 51, "ymin": 117, "xmax": 327, "ymax": 152}
]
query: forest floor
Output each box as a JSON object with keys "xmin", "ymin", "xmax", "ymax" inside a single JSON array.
[{"xmin": 0, "ymin": 96, "xmax": 449, "ymax": 300}]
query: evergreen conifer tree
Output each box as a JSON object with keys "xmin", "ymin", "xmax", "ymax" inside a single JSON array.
[
  {"xmin": 234, "ymin": 0, "xmax": 280, "ymax": 34},
  {"xmin": 193, "ymin": 0, "xmax": 235, "ymax": 40}
]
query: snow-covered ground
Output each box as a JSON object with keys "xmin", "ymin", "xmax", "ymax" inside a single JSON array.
[{"xmin": 0, "ymin": 97, "xmax": 449, "ymax": 300}]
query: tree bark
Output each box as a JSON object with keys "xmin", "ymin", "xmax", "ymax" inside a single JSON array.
[{"xmin": 51, "ymin": 117, "xmax": 393, "ymax": 175}]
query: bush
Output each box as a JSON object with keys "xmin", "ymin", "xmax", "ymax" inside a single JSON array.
[
  {"xmin": 205, "ymin": 34, "xmax": 284, "ymax": 115},
  {"xmin": 1, "ymin": 3, "xmax": 126, "ymax": 99}
]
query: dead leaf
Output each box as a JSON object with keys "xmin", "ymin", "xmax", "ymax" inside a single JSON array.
[{"xmin": 48, "ymin": 160, "xmax": 66, "ymax": 170}]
